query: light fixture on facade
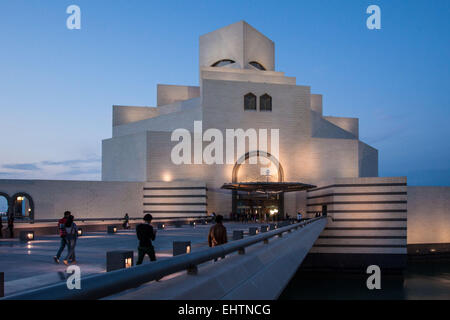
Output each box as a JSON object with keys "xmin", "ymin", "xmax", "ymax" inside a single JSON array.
[
  {"xmin": 186, "ymin": 245, "xmax": 191, "ymax": 254},
  {"xmin": 77, "ymin": 228, "xmax": 83, "ymax": 236},
  {"xmin": 162, "ymin": 173, "xmax": 172, "ymax": 182}
]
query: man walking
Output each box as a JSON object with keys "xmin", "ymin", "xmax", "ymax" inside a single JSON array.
[
  {"xmin": 54, "ymin": 211, "xmax": 70, "ymax": 263},
  {"xmin": 136, "ymin": 214, "xmax": 157, "ymax": 265},
  {"xmin": 208, "ymin": 215, "xmax": 227, "ymax": 247},
  {"xmin": 7, "ymin": 214, "xmax": 14, "ymax": 238}
]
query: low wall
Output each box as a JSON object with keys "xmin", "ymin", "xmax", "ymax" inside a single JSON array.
[
  {"xmin": 407, "ymin": 186, "xmax": 450, "ymax": 245},
  {"xmin": 0, "ymin": 180, "xmax": 208, "ymax": 224}
]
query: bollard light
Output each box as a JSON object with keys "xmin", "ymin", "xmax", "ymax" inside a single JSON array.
[
  {"xmin": 125, "ymin": 257, "xmax": 133, "ymax": 268},
  {"xmin": 157, "ymin": 223, "xmax": 165, "ymax": 230},
  {"xmin": 106, "ymin": 250, "xmax": 134, "ymax": 272},
  {"xmin": 107, "ymin": 226, "xmax": 117, "ymax": 234},
  {"xmin": 20, "ymin": 231, "xmax": 35, "ymax": 242},
  {"xmin": 173, "ymin": 241, "xmax": 191, "ymax": 256}
]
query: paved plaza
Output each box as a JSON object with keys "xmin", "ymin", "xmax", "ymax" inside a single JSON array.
[{"xmin": 0, "ymin": 222, "xmax": 264, "ymax": 296}]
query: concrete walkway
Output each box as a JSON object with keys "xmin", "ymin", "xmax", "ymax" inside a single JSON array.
[{"xmin": 0, "ymin": 222, "xmax": 265, "ymax": 296}]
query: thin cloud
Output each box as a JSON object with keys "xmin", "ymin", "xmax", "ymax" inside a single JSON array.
[
  {"xmin": 41, "ymin": 158, "xmax": 101, "ymax": 166},
  {"xmin": 2, "ymin": 163, "xmax": 40, "ymax": 171}
]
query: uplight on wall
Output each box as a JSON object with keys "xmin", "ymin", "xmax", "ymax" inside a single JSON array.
[
  {"xmin": 125, "ymin": 257, "xmax": 133, "ymax": 268},
  {"xmin": 77, "ymin": 228, "xmax": 83, "ymax": 236},
  {"xmin": 27, "ymin": 233, "xmax": 34, "ymax": 240},
  {"xmin": 162, "ymin": 173, "xmax": 172, "ymax": 182},
  {"xmin": 186, "ymin": 245, "xmax": 191, "ymax": 254}
]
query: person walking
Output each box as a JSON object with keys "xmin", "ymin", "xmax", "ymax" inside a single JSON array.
[
  {"xmin": 54, "ymin": 211, "xmax": 71, "ymax": 263},
  {"xmin": 63, "ymin": 215, "xmax": 78, "ymax": 265},
  {"xmin": 136, "ymin": 214, "xmax": 157, "ymax": 265},
  {"xmin": 0, "ymin": 216, "xmax": 3, "ymax": 238},
  {"xmin": 123, "ymin": 213, "xmax": 130, "ymax": 230},
  {"xmin": 208, "ymin": 215, "xmax": 227, "ymax": 261},
  {"xmin": 7, "ymin": 214, "xmax": 14, "ymax": 238}
]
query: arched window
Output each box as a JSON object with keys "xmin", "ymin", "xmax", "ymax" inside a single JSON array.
[
  {"xmin": 211, "ymin": 59, "xmax": 236, "ymax": 67},
  {"xmin": 244, "ymin": 93, "xmax": 257, "ymax": 111},
  {"xmin": 249, "ymin": 61, "xmax": 266, "ymax": 71},
  {"xmin": 260, "ymin": 94, "xmax": 272, "ymax": 112},
  {"xmin": 0, "ymin": 192, "xmax": 9, "ymax": 221}
]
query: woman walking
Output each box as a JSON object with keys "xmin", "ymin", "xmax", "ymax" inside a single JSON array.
[{"xmin": 63, "ymin": 215, "xmax": 78, "ymax": 265}]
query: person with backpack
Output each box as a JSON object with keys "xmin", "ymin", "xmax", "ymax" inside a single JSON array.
[
  {"xmin": 63, "ymin": 214, "xmax": 78, "ymax": 265},
  {"xmin": 54, "ymin": 211, "xmax": 70, "ymax": 263}
]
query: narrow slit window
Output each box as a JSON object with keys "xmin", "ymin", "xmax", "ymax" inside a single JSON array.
[
  {"xmin": 244, "ymin": 93, "xmax": 257, "ymax": 111},
  {"xmin": 260, "ymin": 94, "xmax": 272, "ymax": 112}
]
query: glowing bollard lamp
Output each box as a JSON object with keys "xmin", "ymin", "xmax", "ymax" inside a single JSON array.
[
  {"xmin": 249, "ymin": 227, "xmax": 259, "ymax": 236},
  {"xmin": 106, "ymin": 250, "xmax": 134, "ymax": 272},
  {"xmin": 157, "ymin": 223, "xmax": 165, "ymax": 230},
  {"xmin": 173, "ymin": 241, "xmax": 191, "ymax": 256},
  {"xmin": 107, "ymin": 225, "xmax": 118, "ymax": 234},
  {"xmin": 20, "ymin": 231, "xmax": 35, "ymax": 242}
]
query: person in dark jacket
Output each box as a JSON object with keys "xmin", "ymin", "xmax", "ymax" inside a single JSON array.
[
  {"xmin": 54, "ymin": 211, "xmax": 71, "ymax": 263},
  {"xmin": 208, "ymin": 215, "xmax": 227, "ymax": 247},
  {"xmin": 123, "ymin": 213, "xmax": 130, "ymax": 229},
  {"xmin": 63, "ymin": 214, "xmax": 78, "ymax": 265},
  {"xmin": 7, "ymin": 214, "xmax": 14, "ymax": 238},
  {"xmin": 136, "ymin": 214, "xmax": 157, "ymax": 265}
]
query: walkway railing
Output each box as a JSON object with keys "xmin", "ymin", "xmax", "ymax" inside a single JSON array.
[{"xmin": 2, "ymin": 216, "xmax": 326, "ymax": 300}]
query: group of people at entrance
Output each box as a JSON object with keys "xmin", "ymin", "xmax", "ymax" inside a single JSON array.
[{"xmin": 52, "ymin": 212, "xmax": 229, "ymax": 267}]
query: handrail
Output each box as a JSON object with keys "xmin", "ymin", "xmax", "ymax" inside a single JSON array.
[{"xmin": 2, "ymin": 216, "xmax": 326, "ymax": 300}]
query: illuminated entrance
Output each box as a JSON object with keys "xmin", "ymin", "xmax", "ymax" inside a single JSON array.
[{"xmin": 223, "ymin": 151, "xmax": 315, "ymax": 221}]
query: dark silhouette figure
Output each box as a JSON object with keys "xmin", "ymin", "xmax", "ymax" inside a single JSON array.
[
  {"xmin": 208, "ymin": 215, "xmax": 227, "ymax": 247},
  {"xmin": 63, "ymin": 215, "xmax": 78, "ymax": 265},
  {"xmin": 208, "ymin": 215, "xmax": 227, "ymax": 261},
  {"xmin": 123, "ymin": 213, "xmax": 130, "ymax": 229},
  {"xmin": 0, "ymin": 217, "xmax": 3, "ymax": 238},
  {"xmin": 136, "ymin": 214, "xmax": 157, "ymax": 265},
  {"xmin": 7, "ymin": 214, "xmax": 14, "ymax": 238}
]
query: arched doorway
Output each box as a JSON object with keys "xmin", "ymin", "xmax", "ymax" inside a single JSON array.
[
  {"xmin": 232, "ymin": 151, "xmax": 285, "ymax": 221},
  {"xmin": 11, "ymin": 193, "xmax": 34, "ymax": 221}
]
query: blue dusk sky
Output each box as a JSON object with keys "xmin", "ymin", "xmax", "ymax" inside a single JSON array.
[{"xmin": 0, "ymin": 0, "xmax": 449, "ymax": 185}]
